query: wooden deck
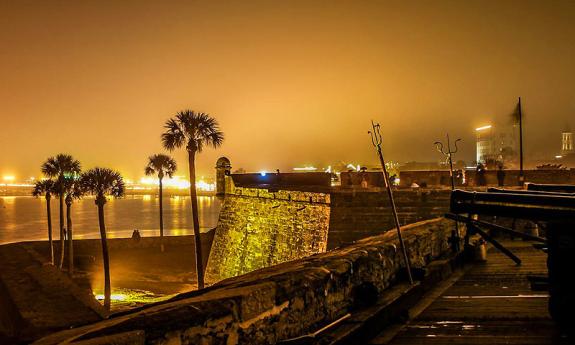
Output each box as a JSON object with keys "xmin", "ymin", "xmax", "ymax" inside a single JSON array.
[{"xmin": 371, "ymin": 240, "xmax": 571, "ymax": 344}]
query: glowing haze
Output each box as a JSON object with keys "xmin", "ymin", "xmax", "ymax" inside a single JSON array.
[{"xmin": 1, "ymin": 1, "xmax": 575, "ymax": 180}]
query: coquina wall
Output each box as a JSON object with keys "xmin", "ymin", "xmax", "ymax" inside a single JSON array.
[
  {"xmin": 205, "ymin": 181, "xmax": 452, "ymax": 286},
  {"xmin": 35, "ymin": 218, "xmax": 456, "ymax": 345},
  {"xmin": 205, "ymin": 185, "xmax": 330, "ymax": 284},
  {"xmin": 328, "ymin": 188, "xmax": 451, "ymax": 249}
]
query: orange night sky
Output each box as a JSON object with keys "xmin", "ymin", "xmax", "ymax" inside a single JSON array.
[{"xmin": 1, "ymin": 0, "xmax": 575, "ymax": 179}]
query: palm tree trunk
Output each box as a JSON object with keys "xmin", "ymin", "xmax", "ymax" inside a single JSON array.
[
  {"xmin": 188, "ymin": 150, "xmax": 204, "ymax": 289},
  {"xmin": 159, "ymin": 177, "xmax": 164, "ymax": 252},
  {"xmin": 46, "ymin": 194, "xmax": 54, "ymax": 265},
  {"xmin": 66, "ymin": 201, "xmax": 74, "ymax": 276},
  {"xmin": 58, "ymin": 195, "xmax": 65, "ymax": 269},
  {"xmin": 97, "ymin": 197, "xmax": 111, "ymax": 310}
]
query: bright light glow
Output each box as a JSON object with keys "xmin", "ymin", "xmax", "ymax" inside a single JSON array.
[
  {"xmin": 555, "ymin": 155, "xmax": 563, "ymax": 159},
  {"xmin": 3, "ymin": 175, "xmax": 15, "ymax": 181},
  {"xmin": 137, "ymin": 175, "xmax": 215, "ymax": 192},
  {"xmin": 293, "ymin": 166, "xmax": 317, "ymax": 171},
  {"xmin": 475, "ymin": 125, "xmax": 492, "ymax": 131},
  {"xmin": 325, "ymin": 166, "xmax": 332, "ymax": 173},
  {"xmin": 196, "ymin": 179, "xmax": 215, "ymax": 192},
  {"xmin": 346, "ymin": 164, "xmax": 361, "ymax": 172},
  {"xmin": 260, "ymin": 171, "xmax": 267, "ymax": 177},
  {"xmin": 94, "ymin": 294, "xmax": 126, "ymax": 301}
]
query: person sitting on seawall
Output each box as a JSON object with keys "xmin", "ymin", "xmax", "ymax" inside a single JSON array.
[{"xmin": 131, "ymin": 229, "xmax": 141, "ymax": 242}]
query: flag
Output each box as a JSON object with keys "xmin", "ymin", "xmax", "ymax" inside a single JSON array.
[{"xmin": 510, "ymin": 97, "xmax": 522, "ymax": 125}]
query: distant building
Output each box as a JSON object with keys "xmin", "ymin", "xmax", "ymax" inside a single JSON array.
[
  {"xmin": 476, "ymin": 125, "xmax": 493, "ymax": 163},
  {"xmin": 475, "ymin": 124, "xmax": 517, "ymax": 166},
  {"xmin": 562, "ymin": 129, "xmax": 573, "ymax": 155},
  {"xmin": 555, "ymin": 126, "xmax": 575, "ymax": 168}
]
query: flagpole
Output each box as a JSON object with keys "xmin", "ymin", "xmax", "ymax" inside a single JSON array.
[{"xmin": 518, "ymin": 97, "xmax": 524, "ymax": 186}]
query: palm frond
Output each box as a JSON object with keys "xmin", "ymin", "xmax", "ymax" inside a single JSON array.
[
  {"xmin": 41, "ymin": 154, "xmax": 81, "ymax": 178},
  {"xmin": 80, "ymin": 167, "xmax": 125, "ymax": 199},
  {"xmin": 145, "ymin": 154, "xmax": 178, "ymax": 178},
  {"xmin": 32, "ymin": 179, "xmax": 55, "ymax": 197},
  {"xmin": 163, "ymin": 109, "xmax": 224, "ymax": 154},
  {"xmin": 206, "ymin": 130, "xmax": 224, "ymax": 149},
  {"xmin": 162, "ymin": 118, "xmax": 186, "ymax": 151}
]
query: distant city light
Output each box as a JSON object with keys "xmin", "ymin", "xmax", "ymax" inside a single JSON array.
[
  {"xmin": 555, "ymin": 155, "xmax": 563, "ymax": 159},
  {"xmin": 136, "ymin": 175, "xmax": 214, "ymax": 192},
  {"xmin": 475, "ymin": 125, "xmax": 492, "ymax": 131},
  {"xmin": 346, "ymin": 164, "xmax": 361, "ymax": 172},
  {"xmin": 325, "ymin": 166, "xmax": 332, "ymax": 173},
  {"xmin": 94, "ymin": 294, "xmax": 126, "ymax": 301},
  {"xmin": 3, "ymin": 175, "xmax": 15, "ymax": 181},
  {"xmin": 260, "ymin": 171, "xmax": 267, "ymax": 177},
  {"xmin": 293, "ymin": 166, "xmax": 317, "ymax": 171}
]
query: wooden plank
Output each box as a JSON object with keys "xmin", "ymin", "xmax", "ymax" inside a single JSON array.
[{"xmin": 381, "ymin": 240, "xmax": 562, "ymax": 345}]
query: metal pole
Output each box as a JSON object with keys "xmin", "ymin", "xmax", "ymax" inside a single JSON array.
[
  {"xmin": 518, "ymin": 97, "xmax": 524, "ymax": 186},
  {"xmin": 370, "ymin": 121, "xmax": 413, "ymax": 284},
  {"xmin": 435, "ymin": 134, "xmax": 462, "ymax": 253},
  {"xmin": 447, "ymin": 134, "xmax": 455, "ymax": 190}
]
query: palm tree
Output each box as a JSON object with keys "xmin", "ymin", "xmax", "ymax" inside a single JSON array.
[
  {"xmin": 80, "ymin": 167, "xmax": 125, "ymax": 310},
  {"xmin": 60, "ymin": 176, "xmax": 84, "ymax": 276},
  {"xmin": 41, "ymin": 154, "xmax": 81, "ymax": 269},
  {"xmin": 145, "ymin": 154, "xmax": 177, "ymax": 252},
  {"xmin": 32, "ymin": 179, "xmax": 56, "ymax": 265},
  {"xmin": 162, "ymin": 110, "xmax": 224, "ymax": 289}
]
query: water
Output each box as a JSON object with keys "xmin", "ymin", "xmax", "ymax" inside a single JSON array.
[{"xmin": 0, "ymin": 195, "xmax": 222, "ymax": 244}]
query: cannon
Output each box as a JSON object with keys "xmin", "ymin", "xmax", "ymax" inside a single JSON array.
[
  {"xmin": 447, "ymin": 189, "xmax": 575, "ymax": 329},
  {"xmin": 526, "ymin": 183, "xmax": 575, "ymax": 193},
  {"xmin": 487, "ymin": 187, "xmax": 575, "ymax": 197}
]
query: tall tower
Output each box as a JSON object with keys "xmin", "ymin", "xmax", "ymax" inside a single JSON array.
[{"xmin": 562, "ymin": 131, "xmax": 573, "ymax": 155}]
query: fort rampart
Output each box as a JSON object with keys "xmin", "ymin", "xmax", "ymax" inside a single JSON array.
[{"xmin": 36, "ymin": 217, "xmax": 456, "ymax": 345}]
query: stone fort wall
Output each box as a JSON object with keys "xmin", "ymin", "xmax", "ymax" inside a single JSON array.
[
  {"xmin": 328, "ymin": 188, "xmax": 451, "ymax": 248},
  {"xmin": 205, "ymin": 185, "xmax": 331, "ymax": 284},
  {"xmin": 205, "ymin": 180, "xmax": 452, "ymax": 286},
  {"xmin": 36, "ymin": 217, "xmax": 456, "ymax": 345}
]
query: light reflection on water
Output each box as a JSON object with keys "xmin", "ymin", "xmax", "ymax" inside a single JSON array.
[{"xmin": 0, "ymin": 195, "xmax": 222, "ymax": 244}]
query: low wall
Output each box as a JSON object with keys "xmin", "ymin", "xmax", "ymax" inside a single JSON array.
[
  {"xmin": 399, "ymin": 169, "xmax": 575, "ymax": 187},
  {"xmin": 328, "ymin": 188, "xmax": 451, "ymax": 248},
  {"xmin": 398, "ymin": 170, "xmax": 456, "ymax": 187},
  {"xmin": 35, "ymin": 217, "xmax": 456, "ymax": 345},
  {"xmin": 28, "ymin": 231, "xmax": 215, "ymax": 274}
]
